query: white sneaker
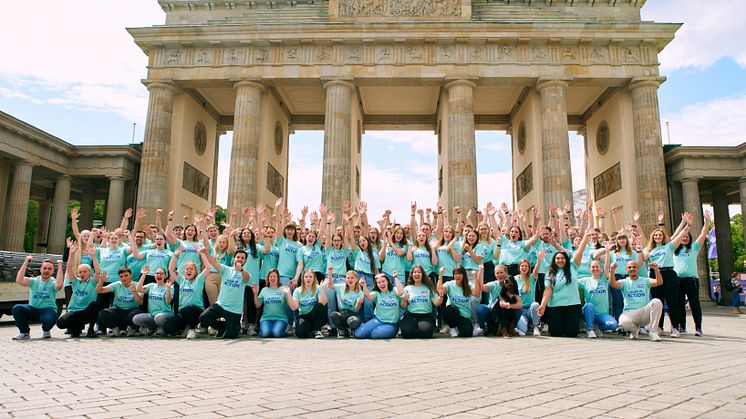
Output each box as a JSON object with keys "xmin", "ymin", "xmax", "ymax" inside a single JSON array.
[
  {"xmin": 198, "ymin": 326, "xmax": 208, "ymax": 334},
  {"xmin": 449, "ymin": 328, "xmax": 459, "ymax": 337},
  {"xmin": 208, "ymin": 327, "xmax": 217, "ymax": 336},
  {"xmin": 533, "ymin": 327, "xmax": 541, "ymax": 337},
  {"xmin": 13, "ymin": 333, "xmax": 30, "ymax": 340},
  {"xmin": 112, "ymin": 327, "xmax": 122, "ymax": 337},
  {"xmin": 639, "ymin": 326, "xmax": 649, "ymax": 335},
  {"xmin": 42, "ymin": 331, "xmax": 51, "ymax": 339},
  {"xmin": 650, "ymin": 332, "xmax": 662, "ymax": 342},
  {"xmin": 670, "ymin": 328, "xmax": 680, "ymax": 338},
  {"xmin": 186, "ymin": 329, "xmax": 197, "ymax": 339},
  {"xmin": 629, "ymin": 327, "xmax": 639, "ymax": 340},
  {"xmin": 472, "ymin": 325, "xmax": 484, "ymax": 336},
  {"xmin": 314, "ymin": 330, "xmax": 324, "ymax": 339},
  {"xmin": 439, "ymin": 325, "xmax": 450, "ymax": 334},
  {"xmin": 587, "ymin": 330, "xmax": 597, "ymax": 339},
  {"xmin": 337, "ymin": 331, "xmax": 346, "ymax": 339},
  {"xmin": 516, "ymin": 329, "xmax": 526, "ymax": 336}
]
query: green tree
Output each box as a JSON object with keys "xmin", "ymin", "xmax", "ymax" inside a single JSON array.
[
  {"xmin": 23, "ymin": 201, "xmax": 40, "ymax": 253},
  {"xmin": 732, "ymin": 214, "xmax": 745, "ymax": 272},
  {"xmin": 214, "ymin": 205, "xmax": 227, "ymax": 232}
]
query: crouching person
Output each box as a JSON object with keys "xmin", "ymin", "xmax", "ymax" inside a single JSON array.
[
  {"xmin": 610, "ymin": 261, "xmax": 664, "ymax": 342},
  {"xmin": 96, "ymin": 268, "xmax": 144, "ymax": 336},
  {"xmin": 57, "ymin": 242, "xmax": 99, "ymax": 338},
  {"xmin": 198, "ymin": 250, "xmax": 250, "ymax": 339},
  {"xmin": 12, "ymin": 256, "xmax": 64, "ymax": 340}
]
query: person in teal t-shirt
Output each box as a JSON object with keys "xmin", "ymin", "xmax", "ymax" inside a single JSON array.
[
  {"xmin": 439, "ymin": 265, "xmax": 481, "ymax": 338},
  {"xmin": 356, "ymin": 272, "xmax": 404, "ymax": 339},
  {"xmin": 133, "ymin": 265, "xmax": 174, "ymax": 336},
  {"xmin": 610, "ymin": 260, "xmax": 664, "ymax": 341},
  {"xmin": 12, "ymin": 256, "xmax": 64, "ymax": 340},
  {"xmin": 254, "ymin": 269, "xmax": 291, "ymax": 338},
  {"xmin": 96, "ymin": 267, "xmax": 144, "ymax": 337},
  {"xmin": 289, "ymin": 269, "xmax": 328, "ymax": 339},
  {"xmin": 578, "ymin": 256, "xmax": 618, "ymax": 338},
  {"xmin": 294, "ymin": 231, "xmax": 325, "ymax": 284},
  {"xmin": 514, "ymin": 258, "xmax": 541, "ymax": 336},
  {"xmin": 164, "ymin": 247, "xmax": 211, "ymax": 339},
  {"xmin": 379, "ymin": 227, "xmax": 408, "ymax": 283},
  {"xmin": 323, "ymin": 233, "xmax": 348, "ymax": 336},
  {"xmin": 276, "ymin": 224, "xmax": 301, "ymax": 285},
  {"xmin": 56, "ymin": 242, "xmax": 100, "ymax": 338},
  {"xmin": 400, "ymin": 266, "xmax": 443, "ymax": 339},
  {"xmin": 674, "ymin": 210, "xmax": 711, "ymax": 336},
  {"xmin": 328, "ymin": 270, "xmax": 364, "ymax": 338},
  {"xmin": 198, "ymin": 249, "xmax": 251, "ymax": 339}
]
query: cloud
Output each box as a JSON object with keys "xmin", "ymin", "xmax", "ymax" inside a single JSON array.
[
  {"xmin": 0, "ymin": 87, "xmax": 43, "ymax": 104},
  {"xmin": 0, "ymin": 1, "xmax": 163, "ymax": 122},
  {"xmin": 477, "ymin": 170, "xmax": 513, "ymax": 209},
  {"xmin": 365, "ymin": 131, "xmax": 438, "ymax": 155},
  {"xmin": 641, "ymin": 0, "xmax": 746, "ymax": 71},
  {"xmin": 662, "ymin": 93, "xmax": 746, "ymax": 146}
]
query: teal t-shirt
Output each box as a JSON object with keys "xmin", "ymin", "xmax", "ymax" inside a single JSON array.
[
  {"xmin": 176, "ymin": 240, "xmax": 203, "ymax": 273},
  {"xmin": 242, "ymin": 245, "xmax": 263, "ymax": 287},
  {"xmin": 67, "ymin": 277, "xmax": 97, "ymax": 312},
  {"xmin": 460, "ymin": 244, "xmax": 482, "ymax": 271},
  {"xmin": 500, "ymin": 236, "xmax": 529, "ymax": 265},
  {"xmin": 611, "ymin": 250, "xmax": 637, "ymax": 276},
  {"xmin": 445, "ymin": 280, "xmax": 472, "ymax": 318},
  {"xmin": 208, "ymin": 248, "xmax": 233, "ymax": 274},
  {"xmin": 403, "ymin": 284, "xmax": 437, "ymax": 314},
  {"xmin": 543, "ymin": 262, "xmax": 581, "ymax": 307},
  {"xmin": 143, "ymin": 248, "xmax": 173, "ymax": 274},
  {"xmin": 382, "ymin": 244, "xmax": 408, "ymax": 278},
  {"xmin": 485, "ymin": 281, "xmax": 502, "ymax": 307},
  {"xmin": 620, "ymin": 277, "xmax": 652, "ymax": 311},
  {"xmin": 372, "ymin": 290, "xmax": 402, "ymax": 324},
  {"xmin": 259, "ymin": 287, "xmax": 288, "ymax": 322},
  {"xmin": 178, "ymin": 273, "xmax": 205, "ymax": 309},
  {"xmin": 411, "ymin": 246, "xmax": 435, "ymax": 276},
  {"xmin": 578, "ymin": 276, "xmax": 610, "ymax": 314},
  {"xmin": 276, "ymin": 236, "xmax": 301, "ymax": 278},
  {"xmin": 215, "ymin": 265, "xmax": 248, "ymax": 314},
  {"xmin": 326, "ymin": 247, "xmax": 348, "ymax": 278},
  {"xmin": 143, "ymin": 283, "xmax": 173, "ymax": 315},
  {"xmin": 436, "ymin": 241, "xmax": 461, "ymax": 277},
  {"xmin": 334, "ymin": 284, "xmax": 363, "ymax": 311},
  {"xmin": 126, "ymin": 245, "xmax": 148, "ymax": 278},
  {"xmin": 260, "ymin": 243, "xmax": 279, "ymax": 281},
  {"xmin": 297, "ymin": 243, "xmax": 324, "ymax": 274},
  {"xmin": 98, "ymin": 246, "xmax": 128, "ymax": 283},
  {"xmin": 515, "ymin": 275, "xmax": 535, "ymax": 308},
  {"xmin": 351, "ymin": 247, "xmax": 379, "ymax": 275},
  {"xmin": 535, "ymin": 241, "xmax": 557, "ymax": 275},
  {"xmin": 577, "ymin": 244, "xmax": 601, "ymax": 278},
  {"xmin": 477, "ymin": 240, "xmax": 498, "ymax": 265},
  {"xmin": 109, "ymin": 281, "xmax": 139, "ymax": 310},
  {"xmin": 646, "ymin": 242, "xmax": 675, "ymax": 268},
  {"xmin": 293, "ymin": 287, "xmax": 319, "ymax": 315},
  {"xmin": 674, "ymin": 242, "xmax": 701, "ymax": 278},
  {"xmin": 28, "ymin": 277, "xmax": 59, "ymax": 312}
]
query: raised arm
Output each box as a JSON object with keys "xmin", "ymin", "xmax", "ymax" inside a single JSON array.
[
  {"xmin": 54, "ymin": 260, "xmax": 64, "ymax": 291},
  {"xmin": 169, "ymin": 245, "xmax": 183, "ymax": 279},
  {"xmin": 608, "ymin": 263, "xmax": 621, "ymax": 289},
  {"xmin": 393, "ymin": 271, "xmax": 404, "ymax": 297},
  {"xmin": 15, "ymin": 255, "xmax": 33, "ymax": 287},
  {"xmin": 649, "ymin": 262, "xmax": 663, "ymax": 287},
  {"xmin": 70, "ymin": 208, "xmax": 82, "ymax": 242},
  {"xmin": 66, "ymin": 241, "xmax": 80, "ymax": 281},
  {"xmin": 572, "ymin": 229, "xmax": 592, "ymax": 267},
  {"xmin": 119, "ymin": 208, "xmax": 132, "ymax": 232},
  {"xmin": 695, "ymin": 211, "xmax": 712, "ymax": 246},
  {"xmin": 360, "ymin": 277, "xmax": 374, "ymax": 301},
  {"xmin": 136, "ymin": 265, "xmax": 149, "ymax": 293}
]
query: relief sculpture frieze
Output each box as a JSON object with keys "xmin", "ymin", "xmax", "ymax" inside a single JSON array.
[{"xmin": 338, "ymin": 0, "xmax": 461, "ymax": 18}]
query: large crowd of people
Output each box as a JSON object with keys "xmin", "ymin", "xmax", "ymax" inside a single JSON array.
[{"xmin": 11, "ymin": 198, "xmax": 713, "ymax": 342}]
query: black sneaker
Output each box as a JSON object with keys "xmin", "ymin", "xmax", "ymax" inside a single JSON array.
[
  {"xmin": 86, "ymin": 328, "xmax": 97, "ymax": 338},
  {"xmin": 70, "ymin": 329, "xmax": 82, "ymax": 338}
]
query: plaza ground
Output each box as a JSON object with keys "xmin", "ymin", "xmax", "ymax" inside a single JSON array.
[{"xmin": 1, "ymin": 305, "xmax": 745, "ymax": 419}]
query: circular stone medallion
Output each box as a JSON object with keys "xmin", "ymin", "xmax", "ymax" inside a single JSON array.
[
  {"xmin": 194, "ymin": 122, "xmax": 207, "ymax": 155},
  {"xmin": 597, "ymin": 121, "xmax": 610, "ymax": 155},
  {"xmin": 274, "ymin": 122, "xmax": 283, "ymax": 155},
  {"xmin": 517, "ymin": 122, "xmax": 526, "ymax": 155}
]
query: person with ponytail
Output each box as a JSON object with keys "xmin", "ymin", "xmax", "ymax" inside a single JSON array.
[
  {"xmin": 289, "ymin": 269, "xmax": 328, "ymax": 339},
  {"xmin": 438, "ymin": 265, "xmax": 481, "ymax": 337},
  {"xmin": 674, "ymin": 211, "xmax": 711, "ymax": 336},
  {"xmin": 400, "ymin": 265, "xmax": 443, "ymax": 339}
]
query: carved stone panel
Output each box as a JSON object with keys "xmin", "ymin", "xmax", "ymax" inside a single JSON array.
[
  {"xmin": 593, "ymin": 162, "xmax": 622, "ymax": 201},
  {"xmin": 182, "ymin": 162, "xmax": 210, "ymax": 200},
  {"xmin": 334, "ymin": 0, "xmax": 465, "ymax": 19},
  {"xmin": 267, "ymin": 163, "xmax": 284, "ymax": 198},
  {"xmin": 223, "ymin": 47, "xmax": 245, "ymax": 65},
  {"xmin": 516, "ymin": 163, "xmax": 533, "ymax": 202}
]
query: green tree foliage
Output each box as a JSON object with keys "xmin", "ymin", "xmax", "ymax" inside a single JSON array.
[
  {"xmin": 732, "ymin": 214, "xmax": 744, "ymax": 272},
  {"xmin": 214, "ymin": 205, "xmax": 227, "ymax": 233},
  {"xmin": 23, "ymin": 201, "xmax": 39, "ymax": 253}
]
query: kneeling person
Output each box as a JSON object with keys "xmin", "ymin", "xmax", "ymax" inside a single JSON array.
[
  {"xmin": 199, "ymin": 250, "xmax": 250, "ymax": 339},
  {"xmin": 610, "ymin": 261, "xmax": 664, "ymax": 341}
]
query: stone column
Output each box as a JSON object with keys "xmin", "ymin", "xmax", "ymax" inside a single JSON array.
[
  {"xmin": 3, "ymin": 161, "xmax": 34, "ymax": 251},
  {"xmin": 537, "ymin": 80, "xmax": 573, "ymax": 217},
  {"xmin": 712, "ymin": 192, "xmax": 734, "ymax": 306},
  {"xmin": 34, "ymin": 201, "xmax": 51, "ymax": 253},
  {"xmin": 48, "ymin": 175, "xmax": 71, "ymax": 254},
  {"xmin": 136, "ymin": 81, "xmax": 177, "ymax": 222},
  {"xmin": 321, "ymin": 80, "xmax": 354, "ymax": 217},
  {"xmin": 629, "ymin": 78, "xmax": 670, "ymax": 235},
  {"xmin": 79, "ymin": 188, "xmax": 95, "ymax": 231},
  {"xmin": 0, "ymin": 165, "xmax": 9, "ymax": 239},
  {"xmin": 681, "ymin": 177, "xmax": 710, "ymax": 301},
  {"xmin": 227, "ymin": 81, "xmax": 264, "ymax": 210},
  {"xmin": 444, "ymin": 80, "xmax": 478, "ymax": 213},
  {"xmin": 106, "ymin": 176, "xmax": 126, "ymax": 229},
  {"xmin": 211, "ymin": 128, "xmax": 223, "ymax": 206}
]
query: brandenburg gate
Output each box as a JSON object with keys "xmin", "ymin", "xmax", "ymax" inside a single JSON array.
[{"xmin": 130, "ymin": 0, "xmax": 678, "ymax": 234}]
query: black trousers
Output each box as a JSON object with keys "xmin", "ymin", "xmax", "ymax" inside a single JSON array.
[
  {"xmin": 164, "ymin": 305, "xmax": 203, "ymax": 334},
  {"xmin": 98, "ymin": 307, "xmax": 142, "ymax": 330},
  {"xmin": 296, "ymin": 302, "xmax": 327, "ymax": 338},
  {"xmin": 399, "ymin": 311, "xmax": 435, "ymax": 339},
  {"xmin": 330, "ymin": 309, "xmax": 361, "ymax": 333},
  {"xmin": 442, "ymin": 305, "xmax": 473, "ymax": 337},
  {"xmin": 57, "ymin": 303, "xmax": 98, "ymax": 332},
  {"xmin": 243, "ymin": 285, "xmax": 258, "ymax": 327},
  {"xmin": 544, "ymin": 304, "xmax": 581, "ymax": 337},
  {"xmin": 650, "ymin": 268, "xmax": 680, "ymax": 330},
  {"xmin": 678, "ymin": 277, "xmax": 702, "ymax": 330},
  {"xmin": 199, "ymin": 304, "xmax": 242, "ymax": 339}
]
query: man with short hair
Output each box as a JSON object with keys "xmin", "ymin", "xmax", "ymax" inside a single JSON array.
[{"xmin": 609, "ymin": 261, "xmax": 664, "ymax": 342}]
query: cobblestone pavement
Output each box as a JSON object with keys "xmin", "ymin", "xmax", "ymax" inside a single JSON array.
[{"xmin": 1, "ymin": 305, "xmax": 745, "ymax": 419}]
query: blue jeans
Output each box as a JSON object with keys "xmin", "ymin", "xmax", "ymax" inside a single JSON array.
[
  {"xmin": 13, "ymin": 304, "xmax": 57, "ymax": 333},
  {"xmin": 324, "ymin": 287, "xmax": 337, "ymax": 328},
  {"xmin": 476, "ymin": 304, "xmax": 491, "ymax": 330},
  {"xmin": 355, "ymin": 317, "xmax": 398, "ymax": 339},
  {"xmin": 515, "ymin": 302, "xmax": 541, "ymax": 334},
  {"xmin": 611, "ymin": 275, "xmax": 626, "ymax": 320},
  {"xmin": 582, "ymin": 303, "xmax": 618, "ymax": 331},
  {"xmin": 259, "ymin": 320, "xmax": 288, "ymax": 338},
  {"xmin": 357, "ymin": 271, "xmax": 375, "ymax": 322}
]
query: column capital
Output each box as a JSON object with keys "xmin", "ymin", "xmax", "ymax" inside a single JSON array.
[
  {"xmin": 322, "ymin": 79, "xmax": 355, "ymax": 91},
  {"xmin": 535, "ymin": 78, "xmax": 569, "ymax": 91},
  {"xmin": 680, "ymin": 176, "xmax": 702, "ymax": 184},
  {"xmin": 142, "ymin": 80, "xmax": 178, "ymax": 94},
  {"xmin": 576, "ymin": 126, "xmax": 588, "ymax": 137},
  {"xmin": 233, "ymin": 80, "xmax": 266, "ymax": 92},
  {"xmin": 14, "ymin": 159, "xmax": 35, "ymax": 169},
  {"xmin": 628, "ymin": 77, "xmax": 666, "ymax": 92},
  {"xmin": 107, "ymin": 175, "xmax": 128, "ymax": 182},
  {"xmin": 56, "ymin": 174, "xmax": 71, "ymax": 181},
  {"xmin": 444, "ymin": 79, "xmax": 477, "ymax": 92},
  {"xmin": 738, "ymin": 177, "xmax": 746, "ymax": 185}
]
